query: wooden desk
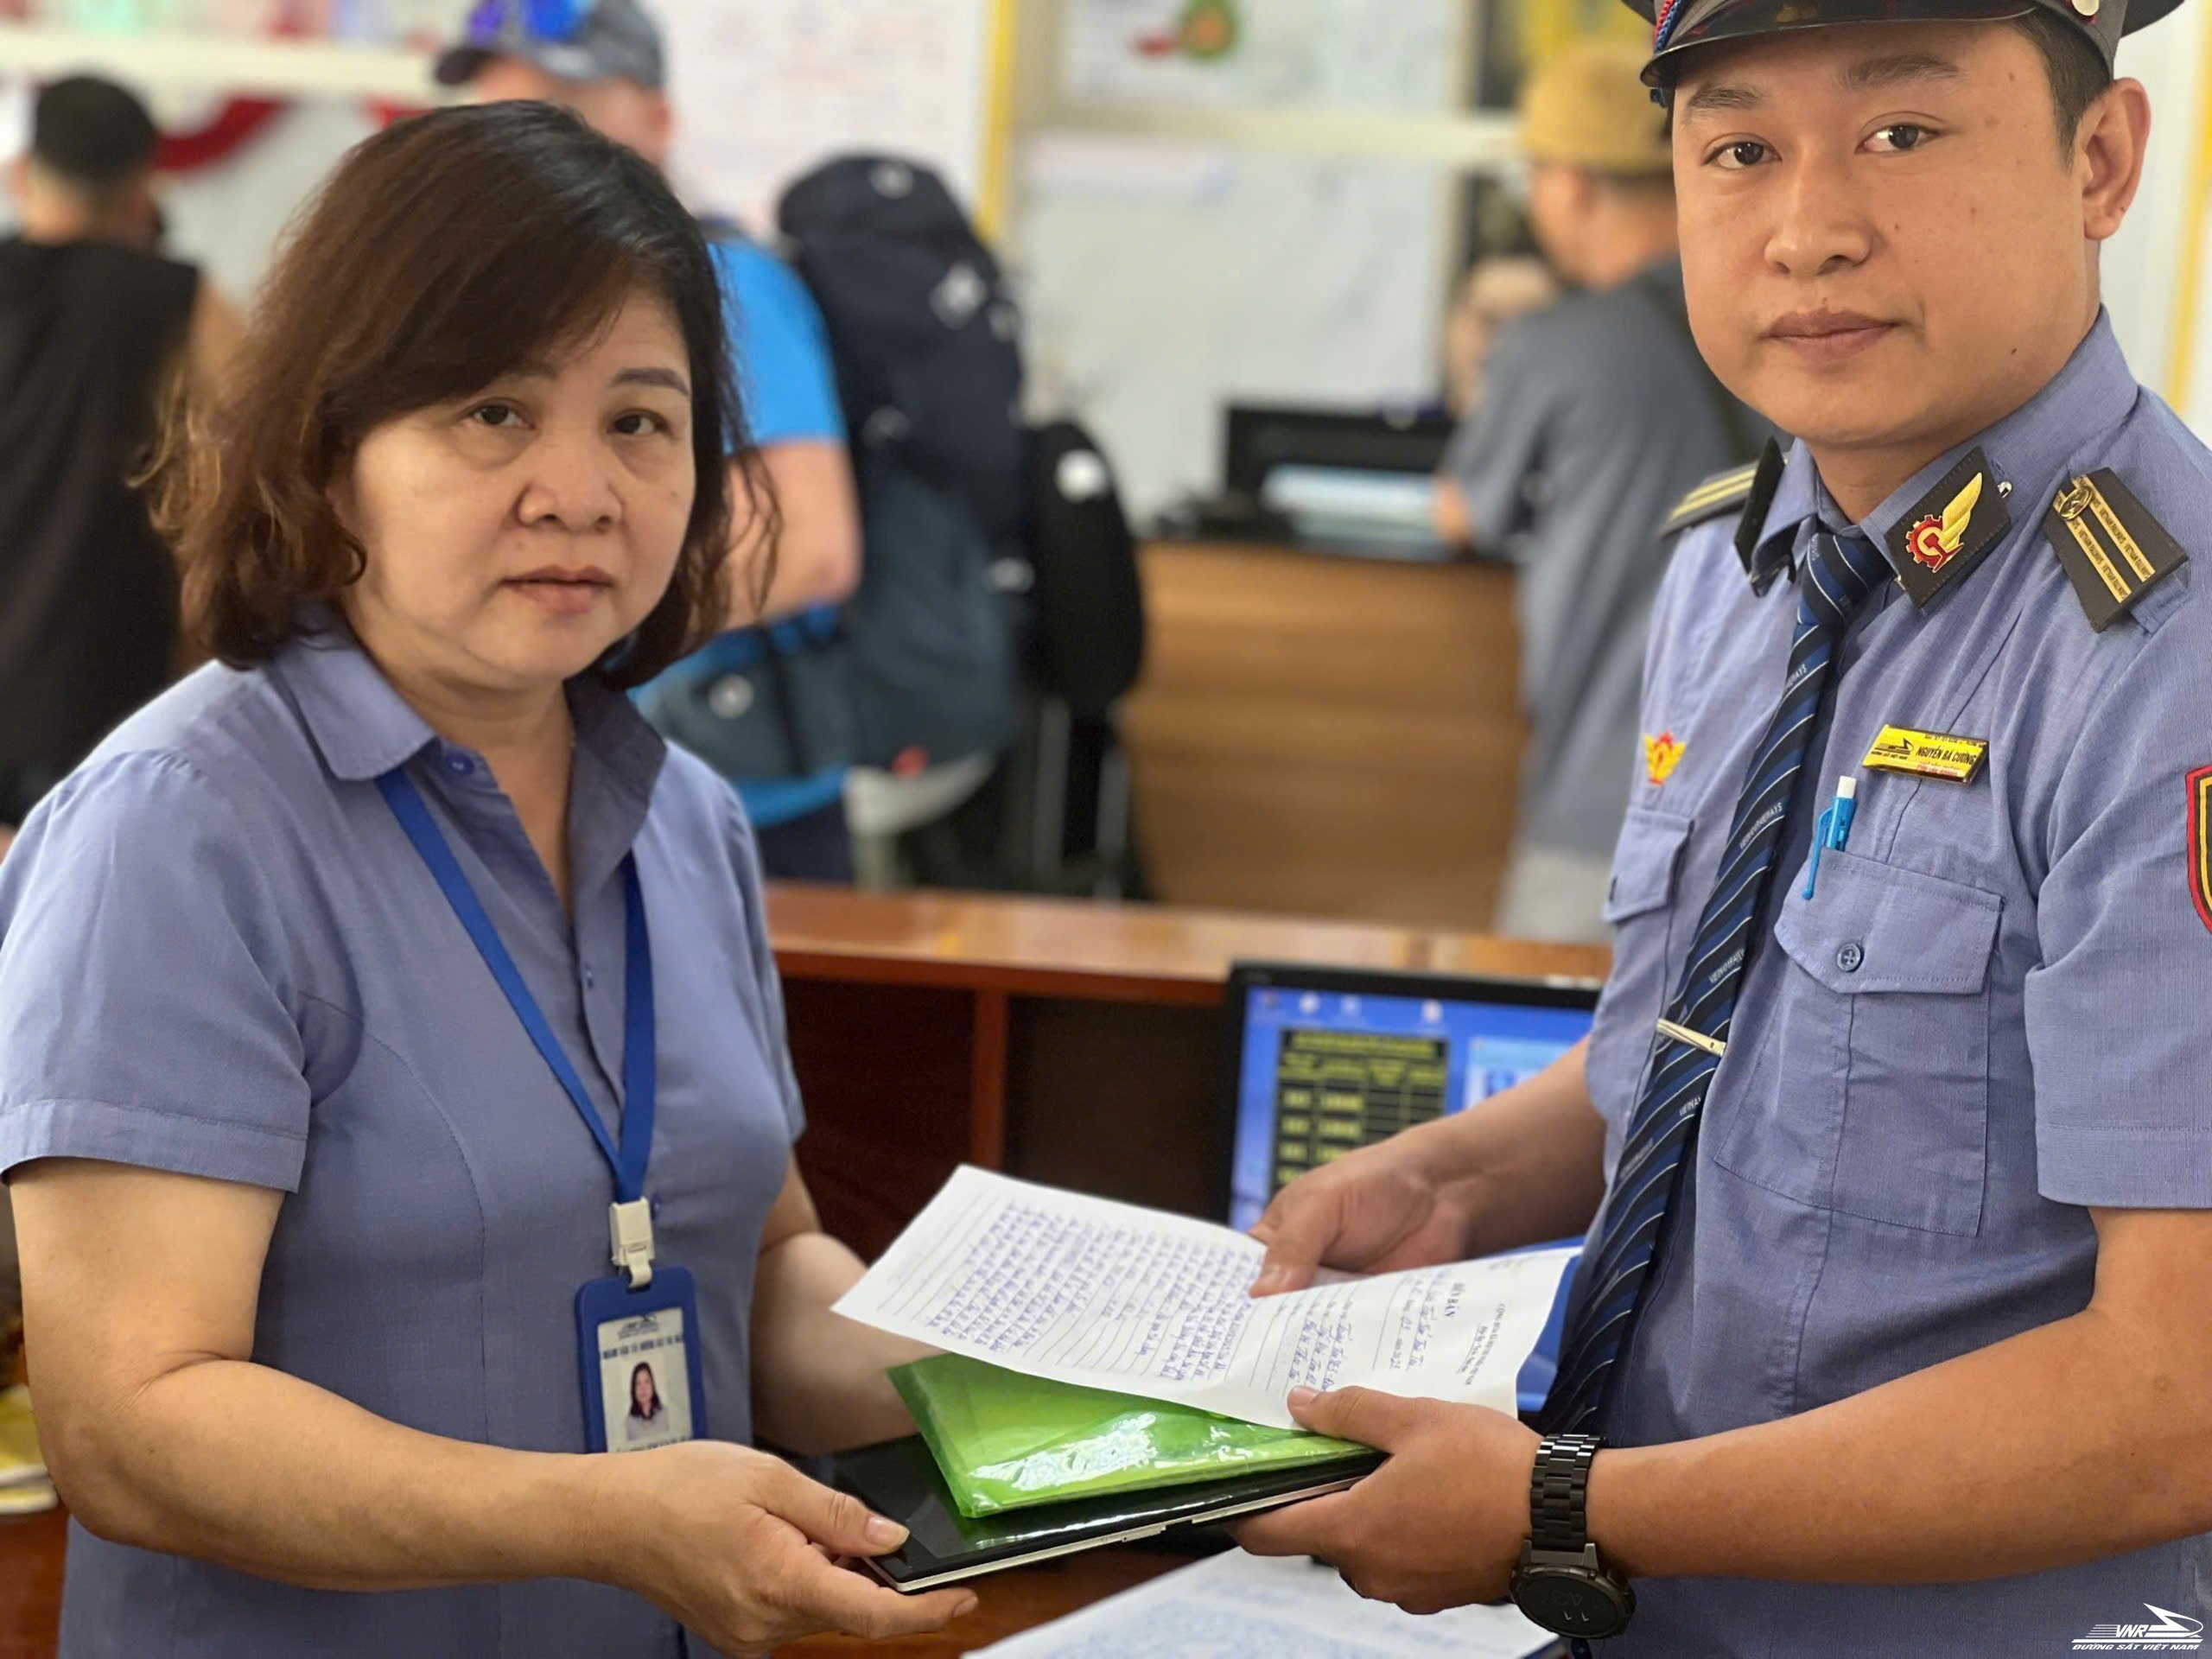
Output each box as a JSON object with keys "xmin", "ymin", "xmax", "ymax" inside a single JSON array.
[
  {"xmin": 1121, "ymin": 538, "xmax": 1524, "ymax": 932},
  {"xmin": 0, "ymin": 1504, "xmax": 1183, "ymax": 1659},
  {"xmin": 770, "ymin": 886, "xmax": 1605, "ymax": 1258},
  {"xmin": 3, "ymin": 1510, "xmax": 67, "ymax": 1659}
]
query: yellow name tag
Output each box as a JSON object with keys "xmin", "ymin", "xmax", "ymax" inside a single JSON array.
[{"xmin": 1863, "ymin": 725, "xmax": 1988, "ymax": 784}]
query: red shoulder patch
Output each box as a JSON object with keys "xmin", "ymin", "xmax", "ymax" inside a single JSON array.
[{"xmin": 2190, "ymin": 766, "xmax": 2212, "ymax": 935}]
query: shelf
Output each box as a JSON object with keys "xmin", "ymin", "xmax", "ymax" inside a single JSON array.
[
  {"xmin": 1027, "ymin": 96, "xmax": 1516, "ymax": 168},
  {"xmin": 0, "ymin": 26, "xmax": 442, "ymax": 101}
]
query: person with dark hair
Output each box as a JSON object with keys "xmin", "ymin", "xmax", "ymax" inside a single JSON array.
[
  {"xmin": 0, "ymin": 76, "xmax": 245, "ymax": 1482},
  {"xmin": 0, "ymin": 73, "xmax": 243, "ymax": 841},
  {"xmin": 0, "ymin": 102, "xmax": 970, "ymax": 1656},
  {"xmin": 1235, "ymin": 0, "xmax": 2212, "ymax": 1651},
  {"xmin": 441, "ymin": 0, "xmax": 868, "ymax": 881}
]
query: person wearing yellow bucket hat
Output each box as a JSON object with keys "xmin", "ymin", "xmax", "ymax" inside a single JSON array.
[
  {"xmin": 1243, "ymin": 0, "xmax": 2212, "ymax": 1648},
  {"xmin": 1437, "ymin": 40, "xmax": 1767, "ymax": 944}
]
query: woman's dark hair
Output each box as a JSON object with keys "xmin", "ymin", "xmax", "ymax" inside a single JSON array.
[
  {"xmin": 629, "ymin": 1361, "xmax": 660, "ymax": 1419},
  {"xmin": 156, "ymin": 100, "xmax": 772, "ymax": 687}
]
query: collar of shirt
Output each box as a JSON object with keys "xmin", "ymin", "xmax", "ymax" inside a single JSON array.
[
  {"xmin": 1740, "ymin": 310, "xmax": 2137, "ymax": 600},
  {"xmin": 268, "ymin": 616, "xmax": 668, "ymax": 896}
]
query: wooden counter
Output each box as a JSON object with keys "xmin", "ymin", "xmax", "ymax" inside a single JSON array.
[
  {"xmin": 1120, "ymin": 538, "xmax": 1524, "ymax": 933},
  {"xmin": 769, "ymin": 886, "xmax": 1605, "ymax": 1258}
]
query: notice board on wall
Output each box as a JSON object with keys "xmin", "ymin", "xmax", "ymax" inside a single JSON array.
[{"xmin": 660, "ymin": 0, "xmax": 999, "ymax": 233}]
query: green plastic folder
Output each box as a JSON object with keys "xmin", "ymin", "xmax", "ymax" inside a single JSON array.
[{"xmin": 889, "ymin": 1352, "xmax": 1365, "ymax": 1518}]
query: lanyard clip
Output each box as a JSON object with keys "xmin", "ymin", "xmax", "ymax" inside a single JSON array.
[{"xmin": 609, "ymin": 1198, "xmax": 656, "ymax": 1291}]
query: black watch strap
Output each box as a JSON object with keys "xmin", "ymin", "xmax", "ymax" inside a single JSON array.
[{"xmin": 1528, "ymin": 1433, "xmax": 1603, "ymax": 1553}]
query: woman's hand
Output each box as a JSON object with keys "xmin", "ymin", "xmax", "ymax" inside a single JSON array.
[{"xmin": 591, "ymin": 1439, "xmax": 976, "ymax": 1655}]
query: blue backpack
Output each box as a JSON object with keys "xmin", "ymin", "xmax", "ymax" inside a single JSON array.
[{"xmin": 654, "ymin": 161, "xmax": 1027, "ymax": 781}]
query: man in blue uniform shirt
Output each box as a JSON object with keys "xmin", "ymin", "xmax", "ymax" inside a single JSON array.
[{"xmin": 1233, "ymin": 0, "xmax": 2212, "ymax": 1650}]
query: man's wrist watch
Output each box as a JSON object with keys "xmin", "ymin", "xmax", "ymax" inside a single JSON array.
[{"xmin": 1508, "ymin": 1433, "xmax": 1636, "ymax": 1643}]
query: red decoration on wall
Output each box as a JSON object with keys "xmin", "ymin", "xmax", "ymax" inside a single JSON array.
[{"xmin": 153, "ymin": 97, "xmax": 287, "ymax": 174}]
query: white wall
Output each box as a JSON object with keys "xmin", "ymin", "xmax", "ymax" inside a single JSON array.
[
  {"xmin": 2105, "ymin": 2, "xmax": 2209, "ymax": 416},
  {"xmin": 1011, "ymin": 142, "xmax": 1452, "ymax": 518},
  {"xmin": 156, "ymin": 99, "xmax": 377, "ymax": 306}
]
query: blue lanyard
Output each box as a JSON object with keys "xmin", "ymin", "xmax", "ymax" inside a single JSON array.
[{"xmin": 377, "ymin": 767, "xmax": 656, "ymax": 1205}]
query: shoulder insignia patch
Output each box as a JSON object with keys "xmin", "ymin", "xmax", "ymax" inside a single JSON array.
[
  {"xmin": 1661, "ymin": 460, "xmax": 1761, "ymax": 537},
  {"xmin": 1883, "ymin": 448, "xmax": 2011, "ymax": 607},
  {"xmin": 1731, "ymin": 438, "xmax": 1788, "ymax": 584},
  {"xmin": 2044, "ymin": 469, "xmax": 2190, "ymax": 632}
]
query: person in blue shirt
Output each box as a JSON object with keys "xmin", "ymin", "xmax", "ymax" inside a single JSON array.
[
  {"xmin": 0, "ymin": 103, "xmax": 969, "ymax": 1657},
  {"xmin": 444, "ymin": 0, "xmax": 866, "ymax": 880},
  {"xmin": 1230, "ymin": 0, "xmax": 2212, "ymax": 1653}
]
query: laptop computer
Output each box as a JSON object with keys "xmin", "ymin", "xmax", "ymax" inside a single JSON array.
[{"xmin": 1216, "ymin": 961, "xmax": 1601, "ymax": 1413}]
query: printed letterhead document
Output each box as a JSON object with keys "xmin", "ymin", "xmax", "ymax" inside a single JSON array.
[
  {"xmin": 971, "ymin": 1545, "xmax": 1554, "ymax": 1657},
  {"xmin": 833, "ymin": 1166, "xmax": 1575, "ymax": 1429}
]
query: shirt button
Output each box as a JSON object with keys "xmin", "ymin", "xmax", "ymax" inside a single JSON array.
[
  {"xmin": 443, "ymin": 752, "xmax": 474, "ymax": 778},
  {"xmin": 1835, "ymin": 941, "xmax": 1866, "ymax": 974},
  {"xmin": 582, "ymin": 963, "xmax": 596, "ymax": 989}
]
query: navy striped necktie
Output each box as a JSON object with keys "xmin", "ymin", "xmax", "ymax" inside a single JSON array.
[{"xmin": 1541, "ymin": 530, "xmax": 1889, "ymax": 1437}]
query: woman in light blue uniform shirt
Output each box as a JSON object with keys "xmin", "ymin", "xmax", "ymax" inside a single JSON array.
[{"xmin": 0, "ymin": 103, "xmax": 971, "ymax": 1657}]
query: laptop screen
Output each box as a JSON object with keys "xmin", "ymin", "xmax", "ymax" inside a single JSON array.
[{"xmin": 1225, "ymin": 971, "xmax": 1598, "ymax": 1233}]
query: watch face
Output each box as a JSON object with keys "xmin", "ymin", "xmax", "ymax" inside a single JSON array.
[{"xmin": 1512, "ymin": 1568, "xmax": 1635, "ymax": 1639}]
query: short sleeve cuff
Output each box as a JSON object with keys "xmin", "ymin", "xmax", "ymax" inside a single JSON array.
[
  {"xmin": 2037, "ymin": 1122, "xmax": 2212, "ymax": 1210},
  {"xmin": 0, "ymin": 1097, "xmax": 307, "ymax": 1192}
]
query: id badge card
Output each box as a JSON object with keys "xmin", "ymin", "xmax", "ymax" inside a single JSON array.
[{"xmin": 576, "ymin": 1267, "xmax": 709, "ymax": 1452}]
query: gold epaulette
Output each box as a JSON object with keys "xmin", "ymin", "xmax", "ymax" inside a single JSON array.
[
  {"xmin": 2042, "ymin": 468, "xmax": 2190, "ymax": 632},
  {"xmin": 1661, "ymin": 460, "xmax": 1761, "ymax": 537}
]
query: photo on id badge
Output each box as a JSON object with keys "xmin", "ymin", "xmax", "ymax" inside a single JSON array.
[{"xmin": 595, "ymin": 1305, "xmax": 694, "ymax": 1452}]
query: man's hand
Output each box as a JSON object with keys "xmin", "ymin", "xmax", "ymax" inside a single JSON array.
[
  {"xmin": 1249, "ymin": 1041, "xmax": 1604, "ymax": 1296},
  {"xmin": 1231, "ymin": 1386, "xmax": 1540, "ymax": 1615},
  {"xmin": 1249, "ymin": 1126, "xmax": 1484, "ymax": 1295}
]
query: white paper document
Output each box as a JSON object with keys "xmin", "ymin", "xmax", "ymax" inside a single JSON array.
[
  {"xmin": 833, "ymin": 1166, "xmax": 1575, "ymax": 1429},
  {"xmin": 972, "ymin": 1546, "xmax": 1554, "ymax": 1657}
]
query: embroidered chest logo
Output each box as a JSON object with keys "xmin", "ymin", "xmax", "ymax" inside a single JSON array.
[
  {"xmin": 2190, "ymin": 766, "xmax": 2212, "ymax": 936},
  {"xmin": 1643, "ymin": 731, "xmax": 1687, "ymax": 787},
  {"xmin": 1906, "ymin": 472, "xmax": 1983, "ymax": 572}
]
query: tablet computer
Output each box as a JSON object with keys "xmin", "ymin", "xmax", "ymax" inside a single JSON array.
[{"xmin": 834, "ymin": 1434, "xmax": 1384, "ymax": 1592}]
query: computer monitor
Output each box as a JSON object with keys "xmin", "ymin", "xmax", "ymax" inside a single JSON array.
[
  {"xmin": 1219, "ymin": 963, "xmax": 1601, "ymax": 1235},
  {"xmin": 1221, "ymin": 403, "xmax": 1455, "ymax": 499},
  {"xmin": 1219, "ymin": 404, "xmax": 1457, "ymax": 553}
]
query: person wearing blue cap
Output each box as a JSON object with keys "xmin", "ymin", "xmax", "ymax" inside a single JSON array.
[
  {"xmin": 442, "ymin": 0, "xmax": 867, "ymax": 882},
  {"xmin": 1231, "ymin": 0, "xmax": 2212, "ymax": 1651}
]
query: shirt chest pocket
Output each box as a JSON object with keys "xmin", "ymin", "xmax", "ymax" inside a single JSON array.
[{"xmin": 1711, "ymin": 848, "xmax": 2000, "ymax": 1236}]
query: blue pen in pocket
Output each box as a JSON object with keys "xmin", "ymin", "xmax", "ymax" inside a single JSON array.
[{"xmin": 1802, "ymin": 774, "xmax": 1859, "ymax": 899}]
